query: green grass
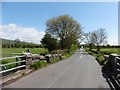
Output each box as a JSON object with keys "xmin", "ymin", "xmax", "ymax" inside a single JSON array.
[
  {"xmin": 100, "ymin": 48, "xmax": 120, "ymax": 55},
  {"xmin": 85, "ymin": 48, "xmax": 120, "ymax": 55},
  {"xmin": 0, "ymin": 58, "xmax": 22, "ymax": 70},
  {"xmin": 31, "ymin": 50, "xmax": 75, "ymax": 70},
  {"xmin": 31, "ymin": 61, "xmax": 47, "ymax": 70},
  {"xmin": 2, "ymin": 48, "xmax": 49, "ymax": 58},
  {"xmin": 1, "ymin": 48, "xmax": 76, "ymax": 71},
  {"xmin": 1, "ymin": 48, "xmax": 48, "ymax": 70},
  {"xmin": 85, "ymin": 47, "xmax": 120, "ymax": 65},
  {"xmin": 61, "ymin": 51, "xmax": 74, "ymax": 60}
]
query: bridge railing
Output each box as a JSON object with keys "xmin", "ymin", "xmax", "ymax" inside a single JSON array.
[
  {"xmin": 103, "ymin": 54, "xmax": 120, "ymax": 89},
  {"xmin": 104, "ymin": 54, "xmax": 120, "ymax": 78},
  {"xmin": 0, "ymin": 53, "xmax": 62, "ymax": 75},
  {"xmin": 0, "ymin": 55, "xmax": 26, "ymax": 74}
]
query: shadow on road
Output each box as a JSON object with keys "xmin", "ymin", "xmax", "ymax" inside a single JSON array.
[{"xmin": 101, "ymin": 61, "xmax": 120, "ymax": 90}]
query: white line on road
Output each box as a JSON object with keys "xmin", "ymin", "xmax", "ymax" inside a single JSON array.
[
  {"xmin": 47, "ymin": 52, "xmax": 83, "ymax": 88},
  {"xmin": 79, "ymin": 53, "xmax": 83, "ymax": 60},
  {"xmin": 75, "ymin": 53, "xmax": 82, "ymax": 63}
]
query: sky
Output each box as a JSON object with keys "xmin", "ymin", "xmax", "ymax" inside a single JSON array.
[{"xmin": 1, "ymin": 2, "xmax": 118, "ymax": 45}]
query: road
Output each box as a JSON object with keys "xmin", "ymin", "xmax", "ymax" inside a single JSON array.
[{"xmin": 4, "ymin": 49, "xmax": 110, "ymax": 88}]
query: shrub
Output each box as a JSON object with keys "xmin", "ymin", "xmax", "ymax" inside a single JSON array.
[
  {"xmin": 100, "ymin": 51, "xmax": 111, "ymax": 55},
  {"xmin": 96, "ymin": 54, "xmax": 105, "ymax": 65},
  {"xmin": 31, "ymin": 61, "xmax": 47, "ymax": 70},
  {"xmin": 50, "ymin": 58, "xmax": 58, "ymax": 63}
]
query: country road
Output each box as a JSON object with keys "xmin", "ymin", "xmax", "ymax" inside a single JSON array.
[{"xmin": 4, "ymin": 49, "xmax": 110, "ymax": 88}]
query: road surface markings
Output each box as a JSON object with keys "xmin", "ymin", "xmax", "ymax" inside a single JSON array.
[{"xmin": 75, "ymin": 53, "xmax": 82, "ymax": 63}]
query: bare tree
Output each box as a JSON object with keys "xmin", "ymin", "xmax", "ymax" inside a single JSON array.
[
  {"xmin": 93, "ymin": 28, "xmax": 107, "ymax": 51},
  {"xmin": 83, "ymin": 32, "xmax": 96, "ymax": 50}
]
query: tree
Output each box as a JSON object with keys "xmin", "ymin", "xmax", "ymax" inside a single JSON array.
[
  {"xmin": 46, "ymin": 15, "xmax": 82, "ymax": 49},
  {"xmin": 83, "ymin": 31, "xmax": 97, "ymax": 50},
  {"xmin": 93, "ymin": 28, "xmax": 107, "ymax": 51},
  {"xmin": 14, "ymin": 38, "xmax": 21, "ymax": 48},
  {"xmin": 41, "ymin": 33, "xmax": 58, "ymax": 52},
  {"xmin": 83, "ymin": 32, "xmax": 92, "ymax": 50}
]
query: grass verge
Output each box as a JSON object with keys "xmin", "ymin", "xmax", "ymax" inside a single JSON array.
[
  {"xmin": 31, "ymin": 50, "xmax": 76, "ymax": 70},
  {"xmin": 85, "ymin": 48, "xmax": 107, "ymax": 65}
]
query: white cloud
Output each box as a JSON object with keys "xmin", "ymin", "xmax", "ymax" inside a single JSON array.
[{"xmin": 0, "ymin": 23, "xmax": 45, "ymax": 44}]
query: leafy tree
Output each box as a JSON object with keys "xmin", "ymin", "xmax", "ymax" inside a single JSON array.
[
  {"xmin": 41, "ymin": 33, "xmax": 58, "ymax": 52},
  {"xmin": 46, "ymin": 15, "xmax": 82, "ymax": 49}
]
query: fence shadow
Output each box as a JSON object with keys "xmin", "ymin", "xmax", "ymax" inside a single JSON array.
[{"xmin": 101, "ymin": 61, "xmax": 120, "ymax": 90}]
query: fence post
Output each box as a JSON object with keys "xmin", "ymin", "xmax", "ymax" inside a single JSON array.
[
  {"xmin": 116, "ymin": 57, "xmax": 120, "ymax": 75},
  {"xmin": 16, "ymin": 57, "xmax": 18, "ymax": 66},
  {"xmin": 27, "ymin": 58, "xmax": 32, "ymax": 69},
  {"xmin": 25, "ymin": 54, "xmax": 32, "ymax": 69},
  {"xmin": 20, "ymin": 56, "xmax": 26, "ymax": 69},
  {"xmin": 46, "ymin": 56, "xmax": 50, "ymax": 63},
  {"xmin": 109, "ymin": 54, "xmax": 119, "ymax": 77}
]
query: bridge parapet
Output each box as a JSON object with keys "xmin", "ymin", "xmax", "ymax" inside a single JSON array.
[
  {"xmin": 104, "ymin": 54, "xmax": 120, "ymax": 78},
  {"xmin": 0, "ymin": 53, "xmax": 62, "ymax": 76}
]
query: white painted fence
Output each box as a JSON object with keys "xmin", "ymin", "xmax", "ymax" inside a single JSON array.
[
  {"xmin": 0, "ymin": 55, "xmax": 26, "ymax": 74},
  {"xmin": 0, "ymin": 53, "xmax": 62, "ymax": 75}
]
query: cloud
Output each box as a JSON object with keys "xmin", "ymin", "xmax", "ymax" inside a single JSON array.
[{"xmin": 0, "ymin": 23, "xmax": 45, "ymax": 44}]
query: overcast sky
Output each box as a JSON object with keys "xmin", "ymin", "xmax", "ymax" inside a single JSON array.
[{"xmin": 1, "ymin": 1, "xmax": 118, "ymax": 45}]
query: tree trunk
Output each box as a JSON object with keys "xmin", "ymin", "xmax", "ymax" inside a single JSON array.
[
  {"xmin": 61, "ymin": 37, "xmax": 64, "ymax": 49},
  {"xmin": 97, "ymin": 45, "xmax": 100, "ymax": 52},
  {"xmin": 89, "ymin": 43, "xmax": 92, "ymax": 50}
]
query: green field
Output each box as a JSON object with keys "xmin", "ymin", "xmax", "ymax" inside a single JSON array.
[
  {"xmin": 96, "ymin": 48, "xmax": 120, "ymax": 55},
  {"xmin": 1, "ymin": 48, "xmax": 75, "ymax": 70},
  {"xmin": 2, "ymin": 48, "xmax": 49, "ymax": 58},
  {"xmin": 85, "ymin": 47, "xmax": 120, "ymax": 54}
]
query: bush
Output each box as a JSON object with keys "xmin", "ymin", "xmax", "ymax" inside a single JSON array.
[
  {"xmin": 96, "ymin": 54, "xmax": 105, "ymax": 65},
  {"xmin": 31, "ymin": 61, "xmax": 47, "ymax": 70},
  {"xmin": 100, "ymin": 51, "xmax": 111, "ymax": 55},
  {"xmin": 50, "ymin": 58, "xmax": 60, "ymax": 63},
  {"xmin": 70, "ymin": 44, "xmax": 78, "ymax": 52},
  {"xmin": 61, "ymin": 52, "xmax": 73, "ymax": 60},
  {"xmin": 91, "ymin": 50, "xmax": 99, "ymax": 54},
  {"xmin": 85, "ymin": 48, "xmax": 106, "ymax": 65}
]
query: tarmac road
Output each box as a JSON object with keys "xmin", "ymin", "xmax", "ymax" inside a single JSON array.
[{"xmin": 4, "ymin": 49, "xmax": 110, "ymax": 88}]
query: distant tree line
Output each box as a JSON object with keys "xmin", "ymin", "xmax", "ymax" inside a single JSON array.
[
  {"xmin": 2, "ymin": 38, "xmax": 43, "ymax": 48},
  {"xmin": 84, "ymin": 44, "xmax": 120, "ymax": 48}
]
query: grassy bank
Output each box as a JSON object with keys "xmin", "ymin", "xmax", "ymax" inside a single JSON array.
[
  {"xmin": 31, "ymin": 50, "xmax": 76, "ymax": 70},
  {"xmin": 99, "ymin": 48, "xmax": 120, "ymax": 55},
  {"xmin": 85, "ymin": 47, "xmax": 120, "ymax": 65}
]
